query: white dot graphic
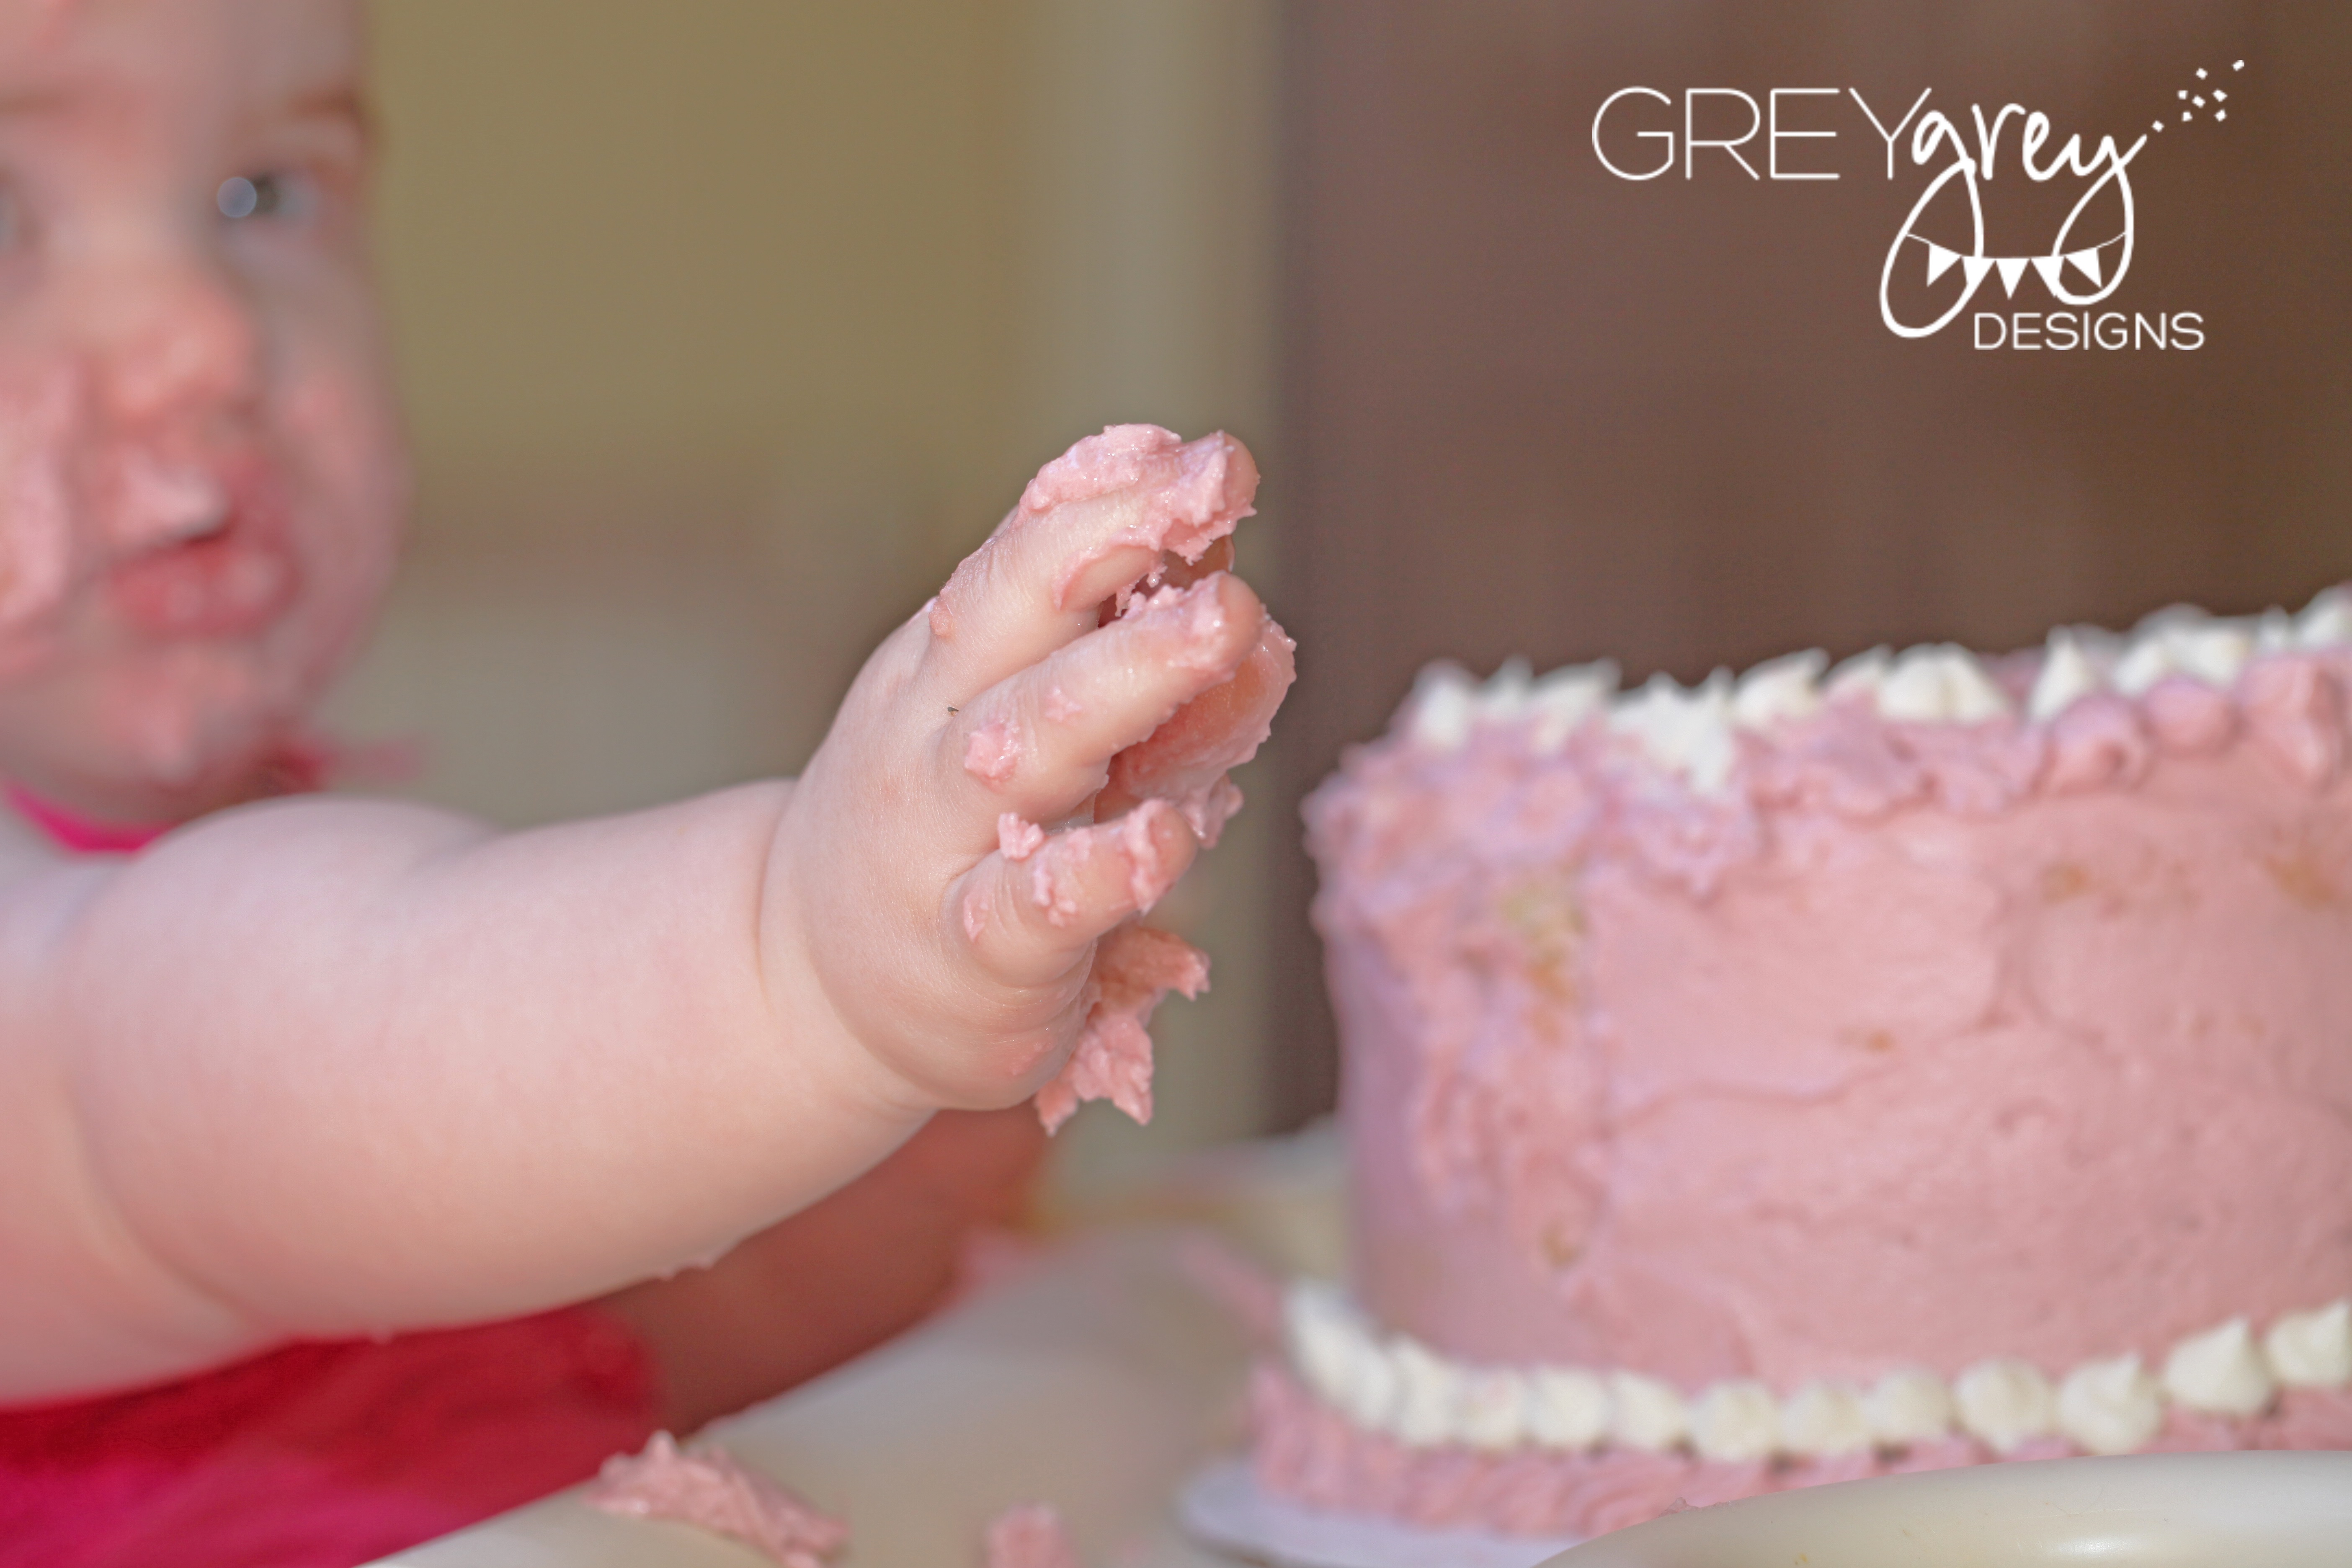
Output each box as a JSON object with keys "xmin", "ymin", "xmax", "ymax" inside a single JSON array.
[{"xmin": 2171, "ymin": 60, "xmax": 2246, "ymax": 130}]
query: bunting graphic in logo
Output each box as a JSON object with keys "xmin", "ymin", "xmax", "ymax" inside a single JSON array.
[{"xmin": 1919, "ymin": 240, "xmax": 2105, "ymax": 304}]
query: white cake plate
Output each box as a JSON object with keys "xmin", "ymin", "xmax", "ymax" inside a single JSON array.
[
  {"xmin": 1176, "ymin": 1460, "xmax": 1581, "ymax": 1568},
  {"xmin": 1185, "ymin": 1450, "xmax": 2352, "ymax": 1568},
  {"xmin": 1539, "ymin": 1450, "xmax": 2352, "ymax": 1567}
]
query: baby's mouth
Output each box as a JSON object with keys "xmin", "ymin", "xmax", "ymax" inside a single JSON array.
[{"xmin": 106, "ymin": 474, "xmax": 299, "ymax": 638}]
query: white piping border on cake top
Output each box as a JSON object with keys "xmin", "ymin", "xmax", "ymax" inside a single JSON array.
[
  {"xmin": 1402, "ymin": 585, "xmax": 2352, "ymax": 790},
  {"xmin": 1282, "ymin": 1280, "xmax": 2352, "ymax": 1462}
]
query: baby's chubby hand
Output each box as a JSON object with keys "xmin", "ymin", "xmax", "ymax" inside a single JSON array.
[{"xmin": 764, "ymin": 427, "xmax": 1294, "ymax": 1127}]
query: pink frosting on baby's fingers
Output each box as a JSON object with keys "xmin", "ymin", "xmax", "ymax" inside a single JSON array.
[
  {"xmin": 998, "ymin": 812, "xmax": 1046, "ymax": 861},
  {"xmin": 972, "ymin": 426, "xmax": 1274, "ymax": 1133},
  {"xmin": 1019, "ymin": 425, "xmax": 1259, "ymax": 614},
  {"xmin": 1020, "ymin": 424, "xmax": 1257, "ymax": 552},
  {"xmin": 1034, "ymin": 923, "xmax": 1208, "ymax": 1133},
  {"xmin": 1103, "ymin": 611, "xmax": 1297, "ymax": 847},
  {"xmin": 1023, "ymin": 799, "xmax": 1190, "ymax": 929},
  {"xmin": 965, "ymin": 716, "xmax": 1024, "ymax": 787}
]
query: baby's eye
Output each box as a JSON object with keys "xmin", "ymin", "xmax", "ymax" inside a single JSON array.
[{"xmin": 216, "ymin": 171, "xmax": 315, "ymax": 224}]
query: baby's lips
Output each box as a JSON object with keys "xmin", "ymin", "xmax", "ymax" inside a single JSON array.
[
  {"xmin": 108, "ymin": 451, "xmax": 229, "ymax": 552},
  {"xmin": 1100, "ymin": 612, "xmax": 1297, "ymax": 846},
  {"xmin": 108, "ymin": 506, "xmax": 299, "ymax": 637}
]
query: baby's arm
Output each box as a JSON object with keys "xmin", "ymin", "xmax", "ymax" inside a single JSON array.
[
  {"xmin": 0, "ymin": 428, "xmax": 1284, "ymax": 1403},
  {"xmin": 0, "ymin": 782, "xmax": 852, "ymax": 1399}
]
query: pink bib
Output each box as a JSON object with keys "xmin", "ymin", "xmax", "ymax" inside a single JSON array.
[{"xmin": 2, "ymin": 782, "xmax": 178, "ymax": 854}]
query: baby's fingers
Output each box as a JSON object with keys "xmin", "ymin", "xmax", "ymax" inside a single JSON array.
[
  {"xmin": 944, "ymin": 571, "xmax": 1267, "ymax": 831},
  {"xmin": 922, "ymin": 427, "xmax": 1258, "ymax": 703},
  {"xmin": 1099, "ymin": 612, "xmax": 1297, "ymax": 846},
  {"xmin": 951, "ymin": 800, "xmax": 1199, "ymax": 990}
]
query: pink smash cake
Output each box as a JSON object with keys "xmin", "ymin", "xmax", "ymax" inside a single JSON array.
[{"xmin": 1250, "ymin": 590, "xmax": 2352, "ymax": 1539}]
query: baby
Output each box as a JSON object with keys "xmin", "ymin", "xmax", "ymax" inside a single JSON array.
[{"xmin": 0, "ymin": 0, "xmax": 1289, "ymax": 1557}]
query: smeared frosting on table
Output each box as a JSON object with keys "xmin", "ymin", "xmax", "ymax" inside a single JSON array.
[
  {"xmin": 984, "ymin": 1502, "xmax": 1083, "ymax": 1568},
  {"xmin": 590, "ymin": 1432, "xmax": 846, "ymax": 1568}
]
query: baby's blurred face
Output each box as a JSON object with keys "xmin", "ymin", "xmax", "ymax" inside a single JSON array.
[{"xmin": 0, "ymin": 0, "xmax": 404, "ymax": 821}]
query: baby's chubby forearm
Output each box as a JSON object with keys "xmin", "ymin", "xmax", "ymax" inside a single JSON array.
[
  {"xmin": 0, "ymin": 425, "xmax": 1291, "ymax": 1403},
  {"xmin": 0, "ymin": 780, "xmax": 933, "ymax": 1399}
]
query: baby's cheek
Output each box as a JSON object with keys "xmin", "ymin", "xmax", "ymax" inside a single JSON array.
[
  {"xmin": 273, "ymin": 361, "xmax": 407, "ymax": 656},
  {"xmin": 0, "ymin": 360, "xmax": 93, "ymax": 642},
  {"xmin": 278, "ymin": 362, "xmax": 407, "ymax": 543}
]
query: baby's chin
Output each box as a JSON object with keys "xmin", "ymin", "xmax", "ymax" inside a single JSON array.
[{"xmin": 0, "ymin": 638, "xmax": 333, "ymax": 825}]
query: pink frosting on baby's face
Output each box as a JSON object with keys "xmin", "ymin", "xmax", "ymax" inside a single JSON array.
[
  {"xmin": 0, "ymin": 0, "xmax": 407, "ymax": 824},
  {"xmin": 1318, "ymin": 650, "xmax": 2352, "ymax": 1390}
]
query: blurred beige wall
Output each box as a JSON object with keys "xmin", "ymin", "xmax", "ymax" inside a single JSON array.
[{"xmin": 328, "ymin": 2, "xmax": 1281, "ymax": 1194}]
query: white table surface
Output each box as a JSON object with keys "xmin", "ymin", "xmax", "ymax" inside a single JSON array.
[
  {"xmin": 366, "ymin": 1127, "xmax": 2352, "ymax": 1567},
  {"xmin": 372, "ymin": 1130, "xmax": 1347, "ymax": 1568}
]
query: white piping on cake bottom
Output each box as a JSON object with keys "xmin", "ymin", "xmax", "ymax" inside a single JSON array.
[{"xmin": 1282, "ymin": 1280, "xmax": 2352, "ymax": 1464}]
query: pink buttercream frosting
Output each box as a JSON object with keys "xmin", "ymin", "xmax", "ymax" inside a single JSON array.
[
  {"xmin": 1035, "ymin": 922, "xmax": 1208, "ymax": 1134},
  {"xmin": 1271, "ymin": 624, "xmax": 2352, "ymax": 1533},
  {"xmin": 1104, "ymin": 598, "xmax": 1295, "ymax": 847},
  {"xmin": 965, "ymin": 717, "xmax": 1023, "ymax": 787},
  {"xmin": 998, "ymin": 812, "xmax": 1047, "ymax": 862},
  {"xmin": 1024, "ymin": 799, "xmax": 1186, "ymax": 928},
  {"xmin": 589, "ymin": 1433, "xmax": 847, "ymax": 1568},
  {"xmin": 983, "ymin": 1503, "xmax": 1083, "ymax": 1568},
  {"xmin": 1019, "ymin": 424, "xmax": 1256, "ymax": 611},
  {"xmin": 1000, "ymin": 424, "xmax": 1289, "ymax": 1134}
]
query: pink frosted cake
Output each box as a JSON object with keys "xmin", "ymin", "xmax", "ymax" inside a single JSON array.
[{"xmin": 1251, "ymin": 591, "xmax": 2352, "ymax": 1538}]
